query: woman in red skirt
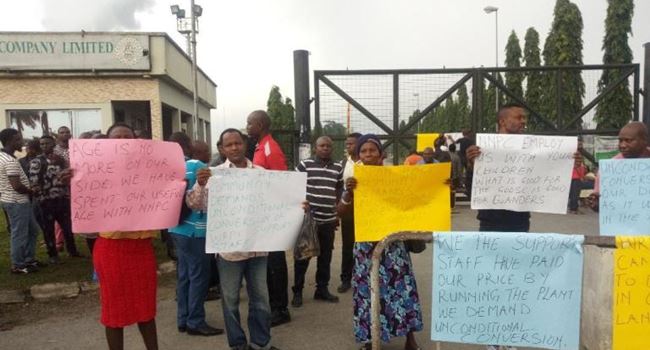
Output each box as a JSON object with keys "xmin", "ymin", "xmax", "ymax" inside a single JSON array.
[{"xmin": 93, "ymin": 123, "xmax": 158, "ymax": 350}]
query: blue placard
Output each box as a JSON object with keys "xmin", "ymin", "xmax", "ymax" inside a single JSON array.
[
  {"xmin": 599, "ymin": 158, "xmax": 650, "ymax": 235},
  {"xmin": 431, "ymin": 232, "xmax": 584, "ymax": 350}
]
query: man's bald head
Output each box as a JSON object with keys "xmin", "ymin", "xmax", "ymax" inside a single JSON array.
[
  {"xmin": 192, "ymin": 140, "xmax": 211, "ymax": 163},
  {"xmin": 618, "ymin": 122, "xmax": 649, "ymax": 158},
  {"xmin": 246, "ymin": 110, "xmax": 271, "ymax": 138}
]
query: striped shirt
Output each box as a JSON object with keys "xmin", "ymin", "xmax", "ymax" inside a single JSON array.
[
  {"xmin": 0, "ymin": 151, "xmax": 30, "ymax": 203},
  {"xmin": 297, "ymin": 157, "xmax": 343, "ymax": 223}
]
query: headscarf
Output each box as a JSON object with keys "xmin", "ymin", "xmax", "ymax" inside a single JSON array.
[{"xmin": 355, "ymin": 133, "xmax": 383, "ymax": 157}]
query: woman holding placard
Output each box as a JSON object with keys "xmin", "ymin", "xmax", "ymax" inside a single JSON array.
[
  {"xmin": 337, "ymin": 134, "xmax": 423, "ymax": 350},
  {"xmin": 92, "ymin": 123, "xmax": 159, "ymax": 350}
]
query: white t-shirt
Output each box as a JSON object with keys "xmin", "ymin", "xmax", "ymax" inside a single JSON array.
[{"xmin": 0, "ymin": 151, "xmax": 30, "ymax": 203}]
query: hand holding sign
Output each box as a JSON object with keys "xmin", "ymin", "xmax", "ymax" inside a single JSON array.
[{"xmin": 70, "ymin": 139, "xmax": 185, "ymax": 233}]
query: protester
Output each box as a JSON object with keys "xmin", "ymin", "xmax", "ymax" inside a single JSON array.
[
  {"xmin": 338, "ymin": 132, "xmax": 361, "ymax": 294},
  {"xmin": 209, "ymin": 139, "xmax": 226, "ymax": 166},
  {"xmin": 54, "ymin": 126, "xmax": 71, "ymax": 163},
  {"xmin": 466, "ymin": 104, "xmax": 531, "ymax": 232},
  {"xmin": 90, "ymin": 123, "xmax": 159, "ymax": 350},
  {"xmin": 291, "ymin": 136, "xmax": 343, "ymax": 307},
  {"xmin": 187, "ymin": 128, "xmax": 282, "ymax": 350},
  {"xmin": 418, "ymin": 147, "xmax": 438, "ymax": 164},
  {"xmin": 53, "ymin": 126, "xmax": 72, "ymax": 252},
  {"xmin": 28, "ymin": 135, "xmax": 81, "ymax": 263},
  {"xmin": 589, "ymin": 122, "xmax": 650, "ymax": 211},
  {"xmin": 338, "ymin": 134, "xmax": 423, "ymax": 350},
  {"xmin": 246, "ymin": 110, "xmax": 291, "ymax": 327},
  {"xmin": 0, "ymin": 128, "xmax": 41, "ymax": 274},
  {"xmin": 403, "ymin": 150, "xmax": 422, "ymax": 165},
  {"xmin": 19, "ymin": 139, "xmax": 41, "ymax": 174},
  {"xmin": 168, "ymin": 140, "xmax": 223, "ymax": 336},
  {"xmin": 448, "ymin": 143, "xmax": 463, "ymax": 210},
  {"xmin": 568, "ymin": 140, "xmax": 587, "ymax": 214}
]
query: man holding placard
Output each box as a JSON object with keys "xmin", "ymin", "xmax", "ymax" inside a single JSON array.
[
  {"xmin": 467, "ymin": 104, "xmax": 532, "ymax": 232},
  {"xmin": 187, "ymin": 128, "xmax": 282, "ymax": 350}
]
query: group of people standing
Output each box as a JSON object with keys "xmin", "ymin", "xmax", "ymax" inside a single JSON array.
[{"xmin": 2, "ymin": 102, "xmax": 648, "ymax": 350}]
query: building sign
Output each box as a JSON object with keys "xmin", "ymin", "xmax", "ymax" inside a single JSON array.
[{"xmin": 0, "ymin": 32, "xmax": 150, "ymax": 71}]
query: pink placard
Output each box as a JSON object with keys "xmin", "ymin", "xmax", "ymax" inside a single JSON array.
[{"xmin": 70, "ymin": 139, "xmax": 186, "ymax": 233}]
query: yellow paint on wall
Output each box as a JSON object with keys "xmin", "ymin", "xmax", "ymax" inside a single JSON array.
[
  {"xmin": 612, "ymin": 236, "xmax": 650, "ymax": 350},
  {"xmin": 353, "ymin": 163, "xmax": 451, "ymax": 242}
]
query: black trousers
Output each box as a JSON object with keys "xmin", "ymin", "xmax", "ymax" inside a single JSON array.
[
  {"xmin": 40, "ymin": 198, "xmax": 78, "ymax": 257},
  {"xmin": 339, "ymin": 214, "xmax": 355, "ymax": 284},
  {"xmin": 293, "ymin": 222, "xmax": 336, "ymax": 292},
  {"xmin": 267, "ymin": 251, "xmax": 289, "ymax": 312},
  {"xmin": 568, "ymin": 179, "xmax": 582, "ymax": 211}
]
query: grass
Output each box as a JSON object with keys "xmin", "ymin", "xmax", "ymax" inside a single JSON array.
[{"xmin": 0, "ymin": 212, "xmax": 171, "ymax": 291}]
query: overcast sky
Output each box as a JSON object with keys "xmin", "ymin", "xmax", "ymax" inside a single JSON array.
[{"xmin": 1, "ymin": 0, "xmax": 648, "ymax": 138}]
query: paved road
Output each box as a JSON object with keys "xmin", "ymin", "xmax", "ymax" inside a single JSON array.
[{"xmin": 0, "ymin": 206, "xmax": 599, "ymax": 350}]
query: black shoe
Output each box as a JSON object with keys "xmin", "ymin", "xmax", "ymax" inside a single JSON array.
[
  {"xmin": 26, "ymin": 260, "xmax": 47, "ymax": 268},
  {"xmin": 11, "ymin": 266, "xmax": 36, "ymax": 274},
  {"xmin": 186, "ymin": 324, "xmax": 224, "ymax": 336},
  {"xmin": 291, "ymin": 292, "xmax": 303, "ymax": 307},
  {"xmin": 314, "ymin": 289, "xmax": 339, "ymax": 303},
  {"xmin": 178, "ymin": 326, "xmax": 186, "ymax": 333},
  {"xmin": 337, "ymin": 282, "xmax": 351, "ymax": 293},
  {"xmin": 270, "ymin": 309, "xmax": 291, "ymax": 327}
]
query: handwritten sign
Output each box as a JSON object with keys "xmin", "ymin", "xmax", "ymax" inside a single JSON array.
[
  {"xmin": 416, "ymin": 133, "xmax": 439, "ymax": 152},
  {"xmin": 354, "ymin": 164, "xmax": 450, "ymax": 242},
  {"xmin": 471, "ymin": 134, "xmax": 577, "ymax": 214},
  {"xmin": 599, "ymin": 159, "xmax": 650, "ymax": 235},
  {"xmin": 205, "ymin": 168, "xmax": 307, "ymax": 253},
  {"xmin": 70, "ymin": 139, "xmax": 186, "ymax": 233},
  {"xmin": 612, "ymin": 236, "xmax": 650, "ymax": 350},
  {"xmin": 431, "ymin": 232, "xmax": 584, "ymax": 350}
]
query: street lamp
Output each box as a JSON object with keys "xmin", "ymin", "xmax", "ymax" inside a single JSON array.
[
  {"xmin": 484, "ymin": 5, "xmax": 499, "ymax": 113},
  {"xmin": 170, "ymin": 2, "xmax": 203, "ymax": 141}
]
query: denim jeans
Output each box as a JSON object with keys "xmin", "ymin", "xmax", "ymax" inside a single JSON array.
[
  {"xmin": 172, "ymin": 234, "xmax": 210, "ymax": 329},
  {"xmin": 3, "ymin": 201, "xmax": 39, "ymax": 268},
  {"xmin": 218, "ymin": 256, "xmax": 271, "ymax": 349}
]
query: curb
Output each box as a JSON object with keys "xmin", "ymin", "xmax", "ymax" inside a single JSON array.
[{"xmin": 0, "ymin": 261, "xmax": 176, "ymax": 305}]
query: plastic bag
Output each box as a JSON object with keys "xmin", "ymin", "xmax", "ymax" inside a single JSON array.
[{"xmin": 293, "ymin": 213, "xmax": 320, "ymax": 260}]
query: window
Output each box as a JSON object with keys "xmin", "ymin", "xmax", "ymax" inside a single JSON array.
[{"xmin": 8, "ymin": 109, "xmax": 102, "ymax": 139}]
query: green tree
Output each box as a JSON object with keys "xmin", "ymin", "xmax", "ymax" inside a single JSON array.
[
  {"xmin": 523, "ymin": 27, "xmax": 545, "ymax": 131},
  {"xmin": 266, "ymin": 85, "xmax": 296, "ymax": 166},
  {"xmin": 541, "ymin": 0, "xmax": 585, "ymax": 129},
  {"xmin": 594, "ymin": 0, "xmax": 634, "ymax": 130},
  {"xmin": 481, "ymin": 74, "xmax": 505, "ymax": 131},
  {"xmin": 504, "ymin": 30, "xmax": 524, "ymax": 103},
  {"xmin": 266, "ymin": 85, "xmax": 295, "ymax": 130},
  {"xmin": 321, "ymin": 120, "xmax": 347, "ymax": 160},
  {"xmin": 456, "ymin": 83, "xmax": 471, "ymax": 130}
]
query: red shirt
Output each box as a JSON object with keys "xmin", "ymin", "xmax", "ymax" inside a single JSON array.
[{"xmin": 253, "ymin": 134, "xmax": 287, "ymax": 170}]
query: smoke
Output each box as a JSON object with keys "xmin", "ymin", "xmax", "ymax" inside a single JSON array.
[{"xmin": 41, "ymin": 0, "xmax": 156, "ymax": 31}]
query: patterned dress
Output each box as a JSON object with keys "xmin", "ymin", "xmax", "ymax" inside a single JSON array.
[{"xmin": 352, "ymin": 241, "xmax": 423, "ymax": 344}]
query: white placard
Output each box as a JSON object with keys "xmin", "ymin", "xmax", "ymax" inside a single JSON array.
[
  {"xmin": 471, "ymin": 134, "xmax": 577, "ymax": 214},
  {"xmin": 205, "ymin": 168, "xmax": 307, "ymax": 253}
]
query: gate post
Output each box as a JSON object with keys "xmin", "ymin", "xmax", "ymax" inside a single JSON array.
[
  {"xmin": 642, "ymin": 43, "xmax": 650, "ymax": 128},
  {"xmin": 294, "ymin": 50, "xmax": 311, "ymax": 161}
]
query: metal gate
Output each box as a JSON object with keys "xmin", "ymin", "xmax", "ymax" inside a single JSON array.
[{"xmin": 313, "ymin": 64, "xmax": 642, "ymax": 164}]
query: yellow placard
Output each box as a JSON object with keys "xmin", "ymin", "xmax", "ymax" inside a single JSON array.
[
  {"xmin": 416, "ymin": 133, "xmax": 439, "ymax": 152},
  {"xmin": 612, "ymin": 236, "xmax": 650, "ymax": 350},
  {"xmin": 353, "ymin": 163, "xmax": 451, "ymax": 242}
]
